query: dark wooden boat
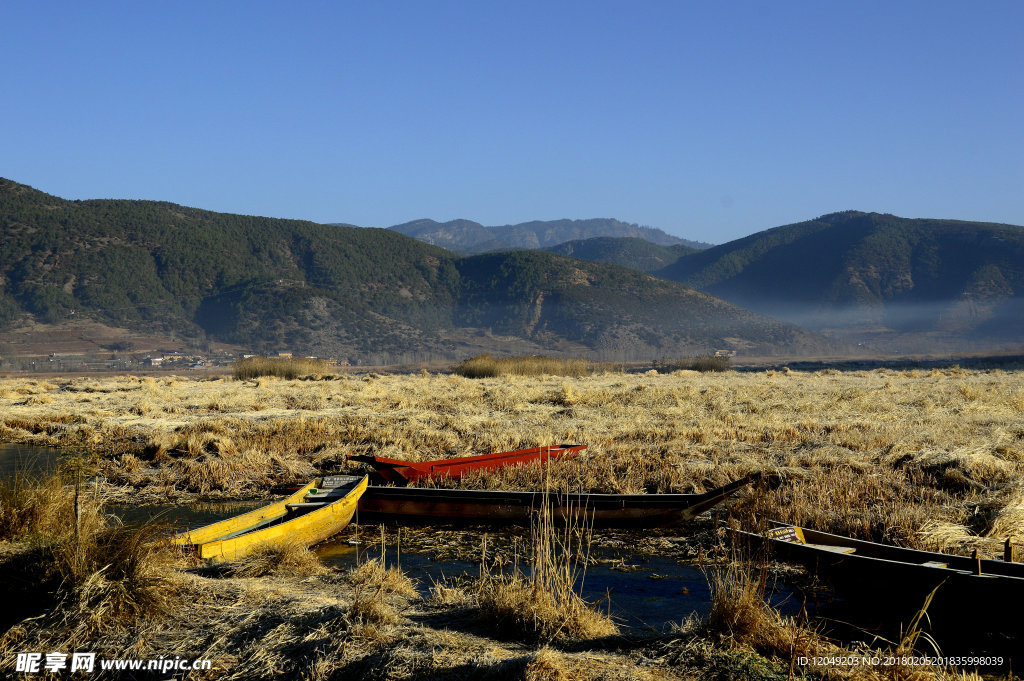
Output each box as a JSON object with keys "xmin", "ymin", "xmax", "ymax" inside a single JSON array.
[
  {"xmin": 338, "ymin": 472, "xmax": 758, "ymax": 528},
  {"xmin": 348, "ymin": 444, "xmax": 586, "ymax": 485},
  {"xmin": 733, "ymin": 522, "xmax": 1024, "ymax": 641}
]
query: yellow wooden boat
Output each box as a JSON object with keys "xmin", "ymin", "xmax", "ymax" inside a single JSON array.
[{"xmin": 172, "ymin": 475, "xmax": 368, "ymax": 560}]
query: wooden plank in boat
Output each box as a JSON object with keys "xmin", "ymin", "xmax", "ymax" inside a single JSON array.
[
  {"xmin": 805, "ymin": 543, "xmax": 856, "ymax": 554},
  {"xmin": 322, "ymin": 475, "xmax": 363, "ymax": 489},
  {"xmin": 306, "ymin": 489, "xmax": 351, "ymax": 500}
]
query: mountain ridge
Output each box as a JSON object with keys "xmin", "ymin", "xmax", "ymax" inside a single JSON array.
[
  {"xmin": 385, "ymin": 217, "xmax": 712, "ymax": 253},
  {"xmin": 0, "ymin": 178, "xmax": 832, "ymax": 362},
  {"xmin": 655, "ymin": 210, "xmax": 1024, "ymax": 352},
  {"xmin": 546, "ymin": 237, "xmax": 697, "ymax": 272}
]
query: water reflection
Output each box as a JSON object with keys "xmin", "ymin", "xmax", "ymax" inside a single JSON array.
[{"xmin": 0, "ymin": 443, "xmax": 63, "ymax": 479}]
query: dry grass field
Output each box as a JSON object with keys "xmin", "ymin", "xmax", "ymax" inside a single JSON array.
[{"xmin": 0, "ymin": 365, "xmax": 1021, "ymax": 679}]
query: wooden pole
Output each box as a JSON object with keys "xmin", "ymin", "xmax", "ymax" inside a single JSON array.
[
  {"xmin": 972, "ymin": 549, "xmax": 982, "ymax": 576},
  {"xmin": 1006, "ymin": 538, "xmax": 1014, "ymax": 563}
]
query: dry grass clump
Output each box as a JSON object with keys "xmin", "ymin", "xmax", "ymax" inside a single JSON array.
[
  {"xmin": 668, "ymin": 354, "xmax": 732, "ymax": 372},
  {"xmin": 0, "ymin": 469, "xmax": 100, "ymax": 540},
  {"xmin": 224, "ymin": 540, "xmax": 324, "ymax": 578},
  {"xmin": 476, "ymin": 575, "xmax": 617, "ymax": 642},
  {"xmin": 58, "ymin": 524, "xmax": 183, "ymax": 635},
  {"xmin": 233, "ymin": 355, "xmax": 332, "ymax": 380},
  {"xmin": 523, "ymin": 647, "xmax": 577, "ymax": 681},
  {"xmin": 346, "ymin": 557, "xmax": 418, "ymax": 630},
  {"xmin": 475, "ymin": 505, "xmax": 617, "ymax": 642},
  {"xmin": 452, "ymin": 354, "xmax": 609, "ymax": 378},
  {"xmin": 981, "ymin": 482, "xmax": 1024, "ymax": 546},
  {"xmin": 702, "ymin": 559, "xmax": 794, "ymax": 651},
  {"xmin": 348, "ymin": 557, "xmax": 418, "ymax": 599},
  {"xmin": 0, "ymin": 469, "xmax": 182, "ymax": 636},
  {"xmin": 428, "ymin": 581, "xmax": 473, "ymax": 608}
]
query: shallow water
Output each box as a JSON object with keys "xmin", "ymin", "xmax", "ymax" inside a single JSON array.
[
  {"xmin": 315, "ymin": 535, "xmax": 799, "ymax": 632},
  {"xmin": 110, "ymin": 501, "xmax": 267, "ymax": 531},
  {"xmin": 0, "ymin": 442, "xmax": 63, "ymax": 479}
]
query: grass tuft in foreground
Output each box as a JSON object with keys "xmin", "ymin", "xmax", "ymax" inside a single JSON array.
[
  {"xmin": 59, "ymin": 523, "xmax": 182, "ymax": 635},
  {"xmin": 0, "ymin": 469, "xmax": 181, "ymax": 636},
  {"xmin": 702, "ymin": 558, "xmax": 793, "ymax": 651},
  {"xmin": 225, "ymin": 540, "xmax": 324, "ymax": 578},
  {"xmin": 474, "ymin": 501, "xmax": 617, "ymax": 641}
]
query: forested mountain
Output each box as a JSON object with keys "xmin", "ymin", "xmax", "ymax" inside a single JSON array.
[
  {"xmin": 0, "ymin": 179, "xmax": 834, "ymax": 362},
  {"xmin": 546, "ymin": 237, "xmax": 696, "ymax": 272},
  {"xmin": 386, "ymin": 217, "xmax": 710, "ymax": 254},
  {"xmin": 656, "ymin": 211, "xmax": 1024, "ymax": 352}
]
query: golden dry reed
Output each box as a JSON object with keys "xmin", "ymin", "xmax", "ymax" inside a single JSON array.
[
  {"xmin": 451, "ymin": 354, "xmax": 611, "ymax": 378},
  {"xmin": 667, "ymin": 354, "xmax": 731, "ymax": 372},
  {"xmin": 475, "ymin": 496, "xmax": 617, "ymax": 641},
  {"xmin": 2, "ymin": 367, "xmax": 1023, "ymax": 556},
  {"xmin": 233, "ymin": 355, "xmax": 332, "ymax": 380},
  {"xmin": 1, "ymin": 367, "xmax": 1013, "ymax": 680}
]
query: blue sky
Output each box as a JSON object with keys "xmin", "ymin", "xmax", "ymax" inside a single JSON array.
[{"xmin": 3, "ymin": 1, "xmax": 1021, "ymax": 243}]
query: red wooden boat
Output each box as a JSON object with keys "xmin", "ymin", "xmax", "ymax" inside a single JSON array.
[{"xmin": 347, "ymin": 444, "xmax": 586, "ymax": 485}]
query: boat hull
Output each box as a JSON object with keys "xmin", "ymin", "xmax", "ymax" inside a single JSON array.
[
  {"xmin": 173, "ymin": 476, "xmax": 368, "ymax": 561},
  {"xmin": 348, "ymin": 444, "xmax": 586, "ymax": 484},
  {"xmin": 355, "ymin": 474, "xmax": 757, "ymax": 528},
  {"xmin": 734, "ymin": 523, "xmax": 1024, "ymax": 643},
  {"xmin": 171, "ymin": 481, "xmax": 317, "ymax": 547}
]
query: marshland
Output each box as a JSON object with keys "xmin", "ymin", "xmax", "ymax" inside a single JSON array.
[{"xmin": 1, "ymin": 358, "xmax": 1022, "ymax": 680}]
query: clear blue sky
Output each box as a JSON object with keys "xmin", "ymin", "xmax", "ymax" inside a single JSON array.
[{"xmin": 3, "ymin": 1, "xmax": 1021, "ymax": 243}]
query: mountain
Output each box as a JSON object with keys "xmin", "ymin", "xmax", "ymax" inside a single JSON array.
[
  {"xmin": 656, "ymin": 211, "xmax": 1024, "ymax": 352},
  {"xmin": 546, "ymin": 237, "xmax": 697, "ymax": 272},
  {"xmin": 386, "ymin": 218, "xmax": 710, "ymax": 254},
  {"xmin": 0, "ymin": 179, "xmax": 835, "ymax": 362}
]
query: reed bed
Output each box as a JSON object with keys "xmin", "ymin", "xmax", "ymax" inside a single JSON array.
[
  {"xmin": 1, "ymin": 368, "xmax": 1022, "ymax": 678},
  {"xmin": 666, "ymin": 354, "xmax": 732, "ymax": 372},
  {"xmin": 232, "ymin": 355, "xmax": 332, "ymax": 380},
  {"xmin": 2, "ymin": 368, "xmax": 1023, "ymax": 554},
  {"xmin": 452, "ymin": 354, "xmax": 612, "ymax": 378}
]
